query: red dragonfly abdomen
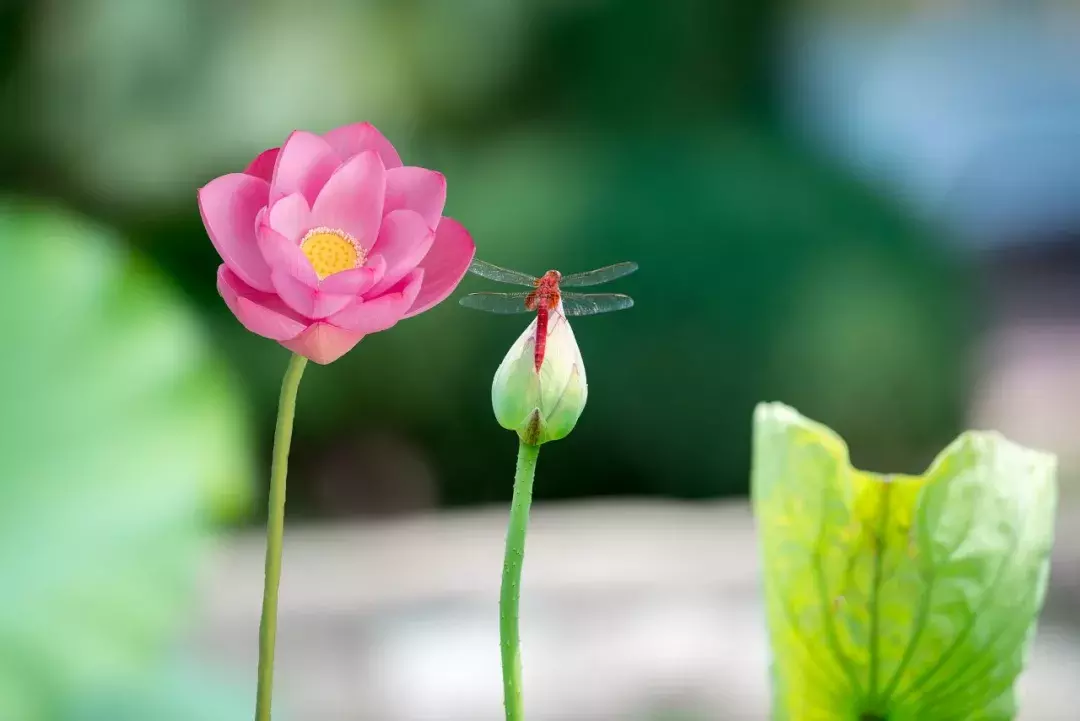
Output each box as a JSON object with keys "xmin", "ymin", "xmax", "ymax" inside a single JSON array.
[
  {"xmin": 534, "ymin": 307, "xmax": 548, "ymax": 372},
  {"xmin": 532, "ymin": 285, "xmax": 560, "ymax": 371}
]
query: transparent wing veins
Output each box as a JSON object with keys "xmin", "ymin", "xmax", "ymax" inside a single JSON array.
[
  {"xmin": 560, "ymin": 292, "xmax": 635, "ymax": 317},
  {"xmin": 466, "ymin": 259, "xmax": 538, "ymax": 287},
  {"xmin": 559, "ymin": 261, "xmax": 639, "ymax": 288},
  {"xmin": 459, "ymin": 291, "xmax": 534, "ymax": 314}
]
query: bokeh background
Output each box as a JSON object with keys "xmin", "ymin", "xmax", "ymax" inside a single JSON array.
[{"xmin": 2, "ymin": 0, "xmax": 1079, "ymax": 719}]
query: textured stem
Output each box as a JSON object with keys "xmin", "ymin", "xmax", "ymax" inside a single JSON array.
[
  {"xmin": 500, "ymin": 441, "xmax": 540, "ymax": 721},
  {"xmin": 255, "ymin": 353, "xmax": 308, "ymax": 721}
]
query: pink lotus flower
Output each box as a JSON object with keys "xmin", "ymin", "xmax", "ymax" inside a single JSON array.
[{"xmin": 199, "ymin": 123, "xmax": 476, "ymax": 364}]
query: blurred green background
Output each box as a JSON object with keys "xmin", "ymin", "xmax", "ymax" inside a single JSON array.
[
  {"xmin": 2, "ymin": 0, "xmax": 975, "ymax": 512},
  {"xmin": 14, "ymin": 0, "xmax": 1073, "ymax": 719}
]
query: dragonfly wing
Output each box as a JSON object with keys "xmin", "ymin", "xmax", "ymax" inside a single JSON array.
[
  {"xmin": 467, "ymin": 259, "xmax": 538, "ymax": 287},
  {"xmin": 560, "ymin": 292, "xmax": 634, "ymax": 317},
  {"xmin": 459, "ymin": 291, "xmax": 534, "ymax": 314},
  {"xmin": 558, "ymin": 261, "xmax": 638, "ymax": 288}
]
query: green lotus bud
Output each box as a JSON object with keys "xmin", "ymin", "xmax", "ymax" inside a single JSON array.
[
  {"xmin": 492, "ymin": 306, "xmax": 587, "ymax": 445},
  {"xmin": 751, "ymin": 402, "xmax": 1057, "ymax": 721}
]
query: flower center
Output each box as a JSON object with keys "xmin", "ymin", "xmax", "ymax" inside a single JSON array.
[{"xmin": 300, "ymin": 227, "xmax": 365, "ymax": 280}]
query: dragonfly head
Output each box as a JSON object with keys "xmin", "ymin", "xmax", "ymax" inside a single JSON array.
[{"xmin": 539, "ymin": 269, "xmax": 561, "ymax": 285}]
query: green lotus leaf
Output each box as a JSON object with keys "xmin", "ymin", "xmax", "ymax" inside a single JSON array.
[
  {"xmin": 0, "ymin": 200, "xmax": 252, "ymax": 720},
  {"xmin": 752, "ymin": 403, "xmax": 1056, "ymax": 721},
  {"xmin": 64, "ymin": 656, "xmax": 252, "ymax": 721}
]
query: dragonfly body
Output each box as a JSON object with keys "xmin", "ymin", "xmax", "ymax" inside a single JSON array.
[
  {"xmin": 461, "ymin": 260, "xmax": 637, "ymax": 370},
  {"xmin": 526, "ymin": 271, "xmax": 562, "ymax": 371}
]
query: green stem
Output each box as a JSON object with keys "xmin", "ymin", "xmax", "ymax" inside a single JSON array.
[
  {"xmin": 500, "ymin": 440, "xmax": 540, "ymax": 721},
  {"xmin": 255, "ymin": 353, "xmax": 308, "ymax": 721}
]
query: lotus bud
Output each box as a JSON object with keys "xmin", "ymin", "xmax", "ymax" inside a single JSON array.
[{"xmin": 492, "ymin": 306, "xmax": 587, "ymax": 446}]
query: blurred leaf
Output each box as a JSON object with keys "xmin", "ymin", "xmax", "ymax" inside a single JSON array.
[
  {"xmin": 0, "ymin": 200, "xmax": 252, "ymax": 720},
  {"xmin": 752, "ymin": 403, "xmax": 1056, "ymax": 720},
  {"xmin": 65, "ymin": 656, "xmax": 253, "ymax": 721}
]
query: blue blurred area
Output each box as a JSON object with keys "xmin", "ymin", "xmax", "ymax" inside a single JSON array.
[{"xmin": 2, "ymin": 0, "xmax": 1078, "ymax": 718}]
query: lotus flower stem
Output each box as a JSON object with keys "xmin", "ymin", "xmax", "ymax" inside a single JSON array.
[
  {"xmin": 255, "ymin": 353, "xmax": 308, "ymax": 721},
  {"xmin": 500, "ymin": 440, "xmax": 540, "ymax": 721}
]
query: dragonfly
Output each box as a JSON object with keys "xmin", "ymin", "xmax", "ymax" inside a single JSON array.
[{"xmin": 460, "ymin": 258, "xmax": 638, "ymax": 370}]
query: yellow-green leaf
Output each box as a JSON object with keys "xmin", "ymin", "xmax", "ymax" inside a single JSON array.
[{"xmin": 751, "ymin": 403, "xmax": 1056, "ymax": 721}]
